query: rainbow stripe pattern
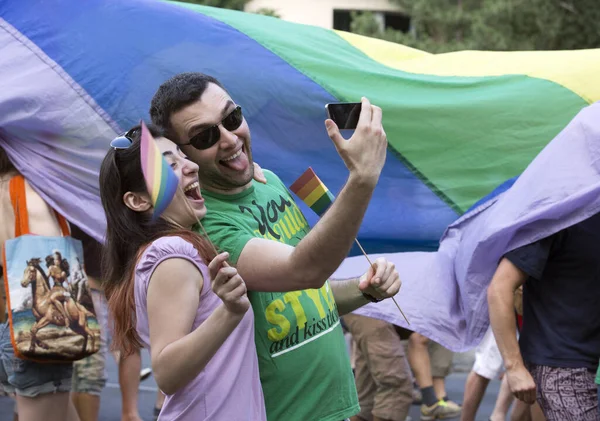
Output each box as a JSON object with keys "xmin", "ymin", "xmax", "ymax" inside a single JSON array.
[
  {"xmin": 290, "ymin": 167, "xmax": 335, "ymax": 216},
  {"xmin": 139, "ymin": 121, "xmax": 179, "ymax": 220},
  {"xmin": 1, "ymin": 0, "xmax": 599, "ymax": 252}
]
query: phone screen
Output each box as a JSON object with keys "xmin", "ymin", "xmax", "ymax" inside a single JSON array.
[{"xmin": 326, "ymin": 102, "xmax": 362, "ymax": 130}]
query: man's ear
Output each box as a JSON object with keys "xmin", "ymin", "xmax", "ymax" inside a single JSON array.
[{"xmin": 123, "ymin": 191, "xmax": 152, "ymax": 212}]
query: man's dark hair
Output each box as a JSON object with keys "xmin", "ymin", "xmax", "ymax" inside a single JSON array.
[
  {"xmin": 0, "ymin": 144, "xmax": 17, "ymax": 175},
  {"xmin": 149, "ymin": 72, "xmax": 225, "ymax": 139}
]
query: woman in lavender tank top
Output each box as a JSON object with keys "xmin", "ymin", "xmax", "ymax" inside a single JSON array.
[{"xmin": 98, "ymin": 124, "xmax": 266, "ymax": 421}]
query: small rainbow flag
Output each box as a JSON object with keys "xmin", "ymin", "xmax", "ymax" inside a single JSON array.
[
  {"xmin": 290, "ymin": 167, "xmax": 335, "ymax": 216},
  {"xmin": 140, "ymin": 121, "xmax": 179, "ymax": 220}
]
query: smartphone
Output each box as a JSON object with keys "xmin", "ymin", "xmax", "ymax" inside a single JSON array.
[{"xmin": 325, "ymin": 102, "xmax": 362, "ymax": 130}]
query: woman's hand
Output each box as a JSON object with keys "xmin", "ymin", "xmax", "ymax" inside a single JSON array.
[
  {"xmin": 208, "ymin": 252, "xmax": 250, "ymax": 315},
  {"xmin": 253, "ymin": 162, "xmax": 267, "ymax": 184}
]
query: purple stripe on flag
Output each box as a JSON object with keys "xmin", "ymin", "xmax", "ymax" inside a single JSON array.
[
  {"xmin": 0, "ymin": 19, "xmax": 118, "ymax": 243},
  {"xmin": 334, "ymin": 101, "xmax": 600, "ymax": 351}
]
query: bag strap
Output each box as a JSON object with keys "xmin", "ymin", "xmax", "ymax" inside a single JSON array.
[{"xmin": 9, "ymin": 175, "xmax": 70, "ymax": 237}]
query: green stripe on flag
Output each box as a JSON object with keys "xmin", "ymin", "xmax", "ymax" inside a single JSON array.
[
  {"xmin": 174, "ymin": 2, "xmax": 589, "ymax": 213},
  {"xmin": 311, "ymin": 191, "xmax": 334, "ymax": 216}
]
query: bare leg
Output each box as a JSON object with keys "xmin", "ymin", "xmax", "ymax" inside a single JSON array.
[
  {"xmin": 119, "ymin": 351, "xmax": 143, "ymax": 421},
  {"xmin": 460, "ymin": 371, "xmax": 490, "ymax": 421},
  {"xmin": 490, "ymin": 374, "xmax": 514, "ymax": 421},
  {"xmin": 67, "ymin": 399, "xmax": 82, "ymax": 421},
  {"xmin": 16, "ymin": 392, "xmax": 79, "ymax": 421},
  {"xmin": 408, "ymin": 333, "xmax": 433, "ymax": 389},
  {"xmin": 433, "ymin": 377, "xmax": 447, "ymax": 400},
  {"xmin": 71, "ymin": 393, "xmax": 100, "ymax": 421},
  {"xmin": 49, "ymin": 293, "xmax": 70, "ymax": 325},
  {"xmin": 530, "ymin": 402, "xmax": 546, "ymax": 421},
  {"xmin": 511, "ymin": 400, "xmax": 532, "ymax": 421}
]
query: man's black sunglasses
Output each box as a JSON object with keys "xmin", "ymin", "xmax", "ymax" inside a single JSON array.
[{"xmin": 182, "ymin": 105, "xmax": 243, "ymax": 150}]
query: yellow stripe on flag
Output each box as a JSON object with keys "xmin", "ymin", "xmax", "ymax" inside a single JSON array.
[
  {"xmin": 304, "ymin": 183, "xmax": 329, "ymax": 207},
  {"xmin": 336, "ymin": 31, "xmax": 600, "ymax": 104},
  {"xmin": 296, "ymin": 176, "xmax": 322, "ymax": 201},
  {"xmin": 151, "ymin": 148, "xmax": 162, "ymax": 203}
]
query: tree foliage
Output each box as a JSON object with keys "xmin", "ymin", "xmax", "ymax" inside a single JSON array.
[
  {"xmin": 177, "ymin": 0, "xmax": 279, "ymax": 17},
  {"xmin": 254, "ymin": 7, "xmax": 280, "ymax": 18},
  {"xmin": 176, "ymin": 0, "xmax": 250, "ymax": 11},
  {"xmin": 351, "ymin": 0, "xmax": 600, "ymax": 53}
]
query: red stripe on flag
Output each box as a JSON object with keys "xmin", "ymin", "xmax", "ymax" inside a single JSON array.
[{"xmin": 290, "ymin": 167, "xmax": 317, "ymax": 194}]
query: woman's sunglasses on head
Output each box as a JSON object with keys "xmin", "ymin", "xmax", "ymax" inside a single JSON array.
[
  {"xmin": 110, "ymin": 127, "xmax": 140, "ymax": 150},
  {"xmin": 109, "ymin": 105, "xmax": 243, "ymax": 151}
]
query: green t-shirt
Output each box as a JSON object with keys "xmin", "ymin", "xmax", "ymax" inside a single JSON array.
[
  {"xmin": 199, "ymin": 170, "xmax": 359, "ymax": 421},
  {"xmin": 596, "ymin": 361, "xmax": 600, "ymax": 385}
]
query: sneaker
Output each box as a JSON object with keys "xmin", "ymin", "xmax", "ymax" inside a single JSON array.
[
  {"xmin": 420, "ymin": 399, "xmax": 462, "ymax": 420},
  {"xmin": 443, "ymin": 400, "xmax": 462, "ymax": 412}
]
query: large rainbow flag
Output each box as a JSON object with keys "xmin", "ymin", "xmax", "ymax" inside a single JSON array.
[{"xmin": 1, "ymin": 0, "xmax": 599, "ymax": 349}]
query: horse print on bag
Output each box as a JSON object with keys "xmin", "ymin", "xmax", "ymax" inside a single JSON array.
[{"xmin": 5, "ymin": 239, "xmax": 101, "ymax": 361}]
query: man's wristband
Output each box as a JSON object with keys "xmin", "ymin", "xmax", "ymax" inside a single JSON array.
[{"xmin": 362, "ymin": 293, "xmax": 383, "ymax": 303}]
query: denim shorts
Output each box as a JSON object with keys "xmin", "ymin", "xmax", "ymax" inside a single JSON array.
[{"xmin": 0, "ymin": 321, "xmax": 73, "ymax": 397}]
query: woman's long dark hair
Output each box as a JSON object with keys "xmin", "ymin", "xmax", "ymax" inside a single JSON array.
[
  {"xmin": 99, "ymin": 124, "xmax": 215, "ymax": 356},
  {"xmin": 0, "ymin": 144, "xmax": 17, "ymax": 176}
]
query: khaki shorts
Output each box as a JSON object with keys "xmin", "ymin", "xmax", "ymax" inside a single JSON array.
[
  {"xmin": 428, "ymin": 339, "xmax": 453, "ymax": 379},
  {"xmin": 396, "ymin": 327, "xmax": 454, "ymax": 379},
  {"xmin": 343, "ymin": 314, "xmax": 413, "ymax": 421}
]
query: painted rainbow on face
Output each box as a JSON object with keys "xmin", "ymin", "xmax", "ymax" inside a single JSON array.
[{"xmin": 140, "ymin": 121, "xmax": 179, "ymax": 221}]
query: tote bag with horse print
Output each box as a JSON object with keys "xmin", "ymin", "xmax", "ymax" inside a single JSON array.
[{"xmin": 1, "ymin": 175, "xmax": 101, "ymax": 362}]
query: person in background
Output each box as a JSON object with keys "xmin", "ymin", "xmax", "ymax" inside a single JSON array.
[
  {"xmin": 343, "ymin": 313, "xmax": 413, "ymax": 421},
  {"xmin": 488, "ymin": 215, "xmax": 600, "ymax": 420},
  {"xmin": 462, "ymin": 286, "xmax": 544, "ymax": 421},
  {"xmin": 394, "ymin": 325, "xmax": 462, "ymax": 420},
  {"xmin": 0, "ymin": 145, "xmax": 80, "ymax": 421},
  {"xmin": 68, "ymin": 224, "xmax": 108, "ymax": 421}
]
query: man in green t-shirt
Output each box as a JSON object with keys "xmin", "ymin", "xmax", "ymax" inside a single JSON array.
[{"xmin": 150, "ymin": 73, "xmax": 401, "ymax": 421}]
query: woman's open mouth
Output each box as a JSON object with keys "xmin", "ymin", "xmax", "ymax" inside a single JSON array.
[{"xmin": 184, "ymin": 181, "xmax": 202, "ymax": 201}]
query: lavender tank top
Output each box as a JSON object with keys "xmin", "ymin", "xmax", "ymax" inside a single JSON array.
[{"xmin": 134, "ymin": 236, "xmax": 266, "ymax": 421}]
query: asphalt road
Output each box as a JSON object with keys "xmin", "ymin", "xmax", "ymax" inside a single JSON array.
[{"xmin": 0, "ymin": 349, "xmax": 503, "ymax": 421}]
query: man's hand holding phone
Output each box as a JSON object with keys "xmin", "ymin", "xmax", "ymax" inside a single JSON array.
[
  {"xmin": 325, "ymin": 102, "xmax": 362, "ymax": 130},
  {"xmin": 325, "ymin": 97, "xmax": 388, "ymax": 187}
]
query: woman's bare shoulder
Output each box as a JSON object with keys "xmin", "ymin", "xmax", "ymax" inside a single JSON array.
[{"xmin": 24, "ymin": 180, "xmax": 64, "ymax": 237}]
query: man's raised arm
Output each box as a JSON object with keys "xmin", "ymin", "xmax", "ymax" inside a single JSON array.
[{"xmin": 237, "ymin": 97, "xmax": 388, "ymax": 292}]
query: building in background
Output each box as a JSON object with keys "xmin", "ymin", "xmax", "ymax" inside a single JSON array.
[{"xmin": 245, "ymin": 0, "xmax": 409, "ymax": 32}]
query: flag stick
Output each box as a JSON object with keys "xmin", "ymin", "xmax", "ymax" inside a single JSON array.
[{"xmin": 354, "ymin": 238, "xmax": 410, "ymax": 325}]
